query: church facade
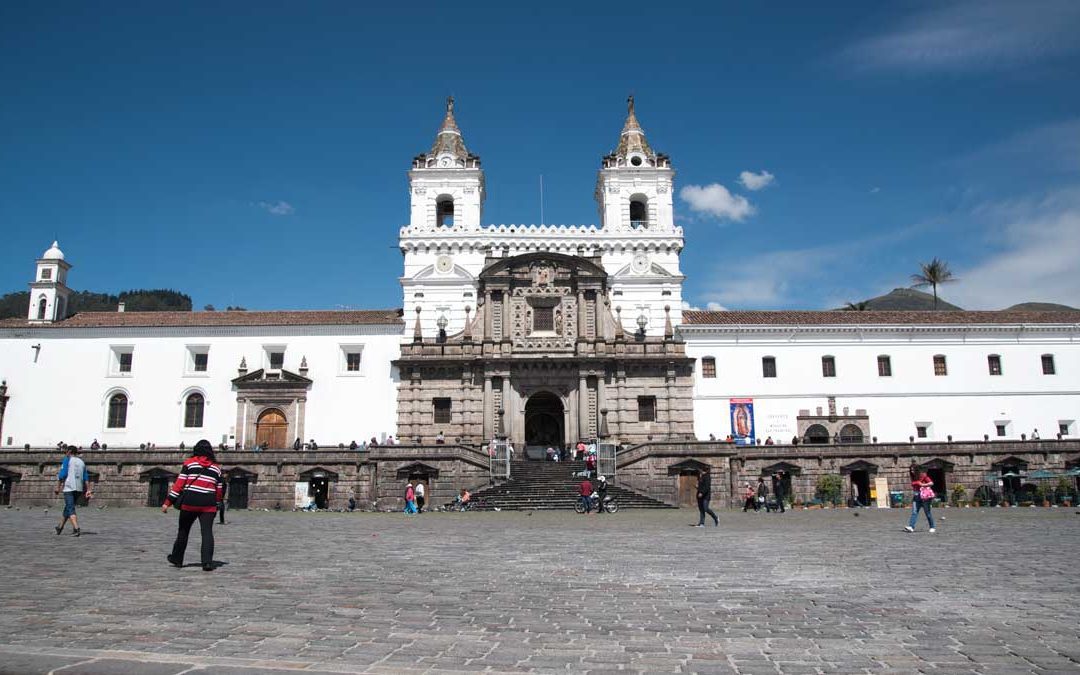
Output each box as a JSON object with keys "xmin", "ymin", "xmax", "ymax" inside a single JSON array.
[{"xmin": 1, "ymin": 98, "xmax": 1078, "ymax": 509}]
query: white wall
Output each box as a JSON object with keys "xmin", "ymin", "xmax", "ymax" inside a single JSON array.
[
  {"xmin": 683, "ymin": 326, "xmax": 1080, "ymax": 443},
  {"xmin": 0, "ymin": 328, "xmax": 401, "ymax": 448}
]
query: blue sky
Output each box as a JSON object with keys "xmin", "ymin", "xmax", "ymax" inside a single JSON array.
[{"xmin": 1, "ymin": 0, "xmax": 1078, "ymax": 311}]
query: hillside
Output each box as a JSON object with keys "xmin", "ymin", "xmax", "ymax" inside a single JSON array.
[
  {"xmin": 0, "ymin": 289, "xmax": 192, "ymax": 319},
  {"xmin": 843, "ymin": 288, "xmax": 963, "ymax": 311}
]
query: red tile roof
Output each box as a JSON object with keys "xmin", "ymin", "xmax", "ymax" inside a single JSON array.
[
  {"xmin": 0, "ymin": 309, "xmax": 404, "ymax": 329},
  {"xmin": 681, "ymin": 309, "xmax": 1080, "ymax": 326}
]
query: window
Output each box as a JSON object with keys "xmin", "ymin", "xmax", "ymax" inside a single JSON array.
[
  {"xmin": 267, "ymin": 350, "xmax": 284, "ymax": 370},
  {"xmin": 1041, "ymin": 354, "xmax": 1055, "ymax": 375},
  {"xmin": 433, "ymin": 398, "xmax": 451, "ymax": 425},
  {"xmin": 762, "ymin": 356, "xmax": 777, "ymax": 378},
  {"xmin": 988, "ymin": 354, "xmax": 1002, "ymax": 376},
  {"xmin": 346, "ymin": 352, "xmax": 362, "ymax": 372},
  {"xmin": 838, "ymin": 424, "xmax": 863, "ymax": 443},
  {"xmin": 629, "ymin": 199, "xmax": 647, "ymax": 228},
  {"xmin": 339, "ymin": 345, "xmax": 364, "ymax": 375},
  {"xmin": 877, "ymin": 355, "xmax": 892, "ymax": 377},
  {"xmin": 933, "ymin": 355, "xmax": 947, "ymax": 376},
  {"xmin": 37, "ymin": 297, "xmax": 47, "ymax": 320},
  {"xmin": 436, "ymin": 197, "xmax": 454, "ymax": 226},
  {"xmin": 109, "ymin": 346, "xmax": 134, "ymax": 376},
  {"xmin": 701, "ymin": 357, "xmax": 716, "ymax": 379},
  {"xmin": 995, "ymin": 424, "xmax": 1007, "ymax": 437},
  {"xmin": 1060, "ymin": 421, "xmax": 1074, "ymax": 436},
  {"xmin": 118, "ymin": 352, "xmax": 133, "ymax": 373},
  {"xmin": 533, "ymin": 306, "xmax": 554, "ymax": 332},
  {"xmin": 193, "ymin": 353, "xmax": 208, "ymax": 372},
  {"xmin": 821, "ymin": 356, "xmax": 836, "ymax": 378},
  {"xmin": 184, "ymin": 393, "xmax": 204, "ymax": 428},
  {"xmin": 637, "ymin": 396, "xmax": 656, "ymax": 422},
  {"xmin": 107, "ymin": 394, "xmax": 128, "ymax": 428},
  {"xmin": 41, "ymin": 268, "xmax": 52, "ymax": 280},
  {"xmin": 916, "ymin": 425, "xmax": 928, "ymax": 439},
  {"xmin": 186, "ymin": 346, "xmax": 209, "ymax": 375}
]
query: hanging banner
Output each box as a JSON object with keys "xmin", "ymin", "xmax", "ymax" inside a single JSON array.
[{"xmin": 729, "ymin": 398, "xmax": 755, "ymax": 445}]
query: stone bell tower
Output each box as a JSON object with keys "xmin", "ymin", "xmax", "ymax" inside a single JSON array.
[{"xmin": 28, "ymin": 241, "xmax": 72, "ymax": 324}]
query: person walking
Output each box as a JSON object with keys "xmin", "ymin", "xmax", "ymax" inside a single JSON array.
[
  {"xmin": 55, "ymin": 445, "xmax": 92, "ymax": 537},
  {"xmin": 771, "ymin": 472, "xmax": 786, "ymax": 513},
  {"xmin": 414, "ymin": 481, "xmax": 426, "ymax": 513},
  {"xmin": 217, "ymin": 478, "xmax": 228, "ymax": 525},
  {"xmin": 162, "ymin": 440, "xmax": 223, "ymax": 571},
  {"xmin": 404, "ymin": 482, "xmax": 417, "ymax": 514},
  {"xmin": 695, "ymin": 468, "xmax": 719, "ymax": 527},
  {"xmin": 741, "ymin": 482, "xmax": 756, "ymax": 512},
  {"xmin": 756, "ymin": 477, "xmax": 769, "ymax": 512},
  {"xmin": 905, "ymin": 467, "xmax": 936, "ymax": 533}
]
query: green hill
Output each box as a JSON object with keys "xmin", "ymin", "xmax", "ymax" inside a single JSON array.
[{"xmin": 0, "ymin": 289, "xmax": 192, "ymax": 319}]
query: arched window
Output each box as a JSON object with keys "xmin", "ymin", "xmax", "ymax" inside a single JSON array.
[
  {"xmin": 804, "ymin": 424, "xmax": 829, "ymax": 444},
  {"xmin": 107, "ymin": 394, "xmax": 128, "ymax": 429},
  {"xmin": 436, "ymin": 196, "xmax": 454, "ymax": 226},
  {"xmin": 838, "ymin": 424, "xmax": 864, "ymax": 443},
  {"xmin": 37, "ymin": 297, "xmax": 47, "ymax": 320},
  {"xmin": 184, "ymin": 393, "xmax": 205, "ymax": 428},
  {"xmin": 629, "ymin": 197, "xmax": 648, "ymax": 228}
]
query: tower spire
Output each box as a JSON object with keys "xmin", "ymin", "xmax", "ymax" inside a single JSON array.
[
  {"xmin": 430, "ymin": 95, "xmax": 469, "ymax": 160},
  {"xmin": 615, "ymin": 93, "xmax": 653, "ymax": 159}
]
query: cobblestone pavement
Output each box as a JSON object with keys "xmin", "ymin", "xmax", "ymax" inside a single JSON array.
[{"xmin": 1, "ymin": 506, "xmax": 1078, "ymax": 674}]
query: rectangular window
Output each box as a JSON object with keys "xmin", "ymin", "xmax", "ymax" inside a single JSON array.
[
  {"xmin": 109, "ymin": 346, "xmax": 134, "ymax": 376},
  {"xmin": 433, "ymin": 398, "xmax": 452, "ymax": 425},
  {"xmin": 637, "ymin": 396, "xmax": 656, "ymax": 422},
  {"xmin": 701, "ymin": 357, "xmax": 716, "ymax": 379},
  {"xmin": 193, "ymin": 353, "xmax": 208, "ymax": 372},
  {"xmin": 762, "ymin": 356, "xmax": 777, "ymax": 378},
  {"xmin": 877, "ymin": 355, "xmax": 892, "ymax": 377},
  {"xmin": 995, "ymin": 424, "xmax": 1007, "ymax": 437},
  {"xmin": 269, "ymin": 351, "xmax": 284, "ymax": 370},
  {"xmin": 933, "ymin": 355, "xmax": 947, "ymax": 376},
  {"xmin": 821, "ymin": 356, "xmax": 836, "ymax": 378},
  {"xmin": 1059, "ymin": 421, "xmax": 1073, "ymax": 436},
  {"xmin": 118, "ymin": 352, "xmax": 133, "ymax": 373},
  {"xmin": 346, "ymin": 352, "xmax": 362, "ymax": 372},
  {"xmin": 40, "ymin": 268, "xmax": 52, "ymax": 280},
  {"xmin": 533, "ymin": 306, "xmax": 554, "ymax": 332},
  {"xmin": 916, "ymin": 425, "xmax": 928, "ymax": 439},
  {"xmin": 988, "ymin": 354, "xmax": 1002, "ymax": 376},
  {"xmin": 1042, "ymin": 354, "xmax": 1056, "ymax": 375}
]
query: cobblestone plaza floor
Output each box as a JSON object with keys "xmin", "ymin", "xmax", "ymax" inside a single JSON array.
[{"xmin": 1, "ymin": 506, "xmax": 1078, "ymax": 674}]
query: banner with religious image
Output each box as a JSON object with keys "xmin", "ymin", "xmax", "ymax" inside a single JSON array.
[{"xmin": 729, "ymin": 398, "xmax": 755, "ymax": 445}]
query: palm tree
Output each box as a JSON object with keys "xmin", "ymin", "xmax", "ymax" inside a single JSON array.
[
  {"xmin": 910, "ymin": 258, "xmax": 957, "ymax": 310},
  {"xmin": 843, "ymin": 301, "xmax": 870, "ymax": 311}
]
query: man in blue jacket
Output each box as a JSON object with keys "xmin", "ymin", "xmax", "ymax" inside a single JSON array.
[{"xmin": 55, "ymin": 445, "xmax": 92, "ymax": 536}]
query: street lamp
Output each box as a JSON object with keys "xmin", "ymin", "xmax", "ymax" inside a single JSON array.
[{"xmin": 636, "ymin": 313, "xmax": 648, "ymax": 337}]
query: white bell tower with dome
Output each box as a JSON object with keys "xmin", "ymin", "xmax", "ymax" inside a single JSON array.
[
  {"xmin": 407, "ymin": 96, "xmax": 485, "ymax": 231},
  {"xmin": 28, "ymin": 241, "xmax": 72, "ymax": 324}
]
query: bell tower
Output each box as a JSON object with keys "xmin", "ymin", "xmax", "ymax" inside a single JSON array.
[
  {"xmin": 28, "ymin": 241, "xmax": 72, "ymax": 323},
  {"xmin": 408, "ymin": 97, "xmax": 484, "ymax": 231},
  {"xmin": 595, "ymin": 96, "xmax": 675, "ymax": 232}
]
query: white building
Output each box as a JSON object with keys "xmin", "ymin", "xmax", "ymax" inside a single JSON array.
[{"xmin": 1, "ymin": 98, "xmax": 1077, "ymax": 450}]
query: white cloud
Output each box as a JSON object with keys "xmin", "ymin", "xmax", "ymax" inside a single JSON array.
[
  {"xmin": 870, "ymin": 187, "xmax": 881, "ymax": 194},
  {"xmin": 705, "ymin": 302, "xmax": 727, "ymax": 311},
  {"xmin": 843, "ymin": 0, "xmax": 1080, "ymax": 73},
  {"xmin": 948, "ymin": 188, "xmax": 1080, "ymax": 309},
  {"xmin": 255, "ymin": 200, "xmax": 295, "ymax": 216},
  {"xmin": 679, "ymin": 184, "xmax": 755, "ymax": 222},
  {"xmin": 738, "ymin": 170, "xmax": 775, "ymax": 191}
]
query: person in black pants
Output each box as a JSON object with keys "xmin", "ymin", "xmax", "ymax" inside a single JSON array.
[
  {"xmin": 695, "ymin": 467, "xmax": 719, "ymax": 527},
  {"xmin": 771, "ymin": 472, "xmax": 786, "ymax": 513},
  {"xmin": 217, "ymin": 479, "xmax": 227, "ymax": 525}
]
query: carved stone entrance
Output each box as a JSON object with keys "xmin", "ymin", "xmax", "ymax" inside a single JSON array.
[
  {"xmin": 255, "ymin": 408, "xmax": 288, "ymax": 449},
  {"xmin": 524, "ymin": 392, "xmax": 564, "ymax": 451}
]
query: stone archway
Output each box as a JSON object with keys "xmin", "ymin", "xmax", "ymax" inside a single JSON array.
[
  {"xmin": 524, "ymin": 392, "xmax": 564, "ymax": 451},
  {"xmin": 256, "ymin": 408, "xmax": 288, "ymax": 449}
]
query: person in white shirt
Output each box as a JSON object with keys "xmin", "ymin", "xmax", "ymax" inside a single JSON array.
[{"xmin": 414, "ymin": 481, "xmax": 426, "ymax": 513}]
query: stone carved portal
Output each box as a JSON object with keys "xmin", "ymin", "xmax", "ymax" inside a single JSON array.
[{"xmin": 524, "ymin": 392, "xmax": 564, "ymax": 448}]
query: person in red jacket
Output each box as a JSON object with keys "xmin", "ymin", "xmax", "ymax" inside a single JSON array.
[
  {"xmin": 905, "ymin": 466, "xmax": 937, "ymax": 533},
  {"xmin": 578, "ymin": 478, "xmax": 594, "ymax": 514},
  {"xmin": 162, "ymin": 440, "xmax": 224, "ymax": 571}
]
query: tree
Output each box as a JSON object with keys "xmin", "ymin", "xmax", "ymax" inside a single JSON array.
[
  {"xmin": 910, "ymin": 258, "xmax": 957, "ymax": 310},
  {"xmin": 844, "ymin": 301, "xmax": 869, "ymax": 311},
  {"xmin": 203, "ymin": 304, "xmax": 216, "ymax": 312}
]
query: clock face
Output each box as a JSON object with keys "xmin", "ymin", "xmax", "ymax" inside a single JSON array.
[
  {"xmin": 631, "ymin": 254, "xmax": 650, "ymax": 274},
  {"xmin": 435, "ymin": 255, "xmax": 453, "ymax": 274}
]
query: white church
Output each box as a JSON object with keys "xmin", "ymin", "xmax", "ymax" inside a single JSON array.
[{"xmin": 1, "ymin": 98, "xmax": 1078, "ymax": 453}]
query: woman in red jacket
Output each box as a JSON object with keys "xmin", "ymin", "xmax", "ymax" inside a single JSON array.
[
  {"xmin": 162, "ymin": 440, "xmax": 224, "ymax": 571},
  {"xmin": 905, "ymin": 466, "xmax": 936, "ymax": 533}
]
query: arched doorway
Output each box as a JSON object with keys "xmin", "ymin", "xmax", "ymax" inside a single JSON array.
[
  {"xmin": 255, "ymin": 408, "xmax": 288, "ymax": 449},
  {"xmin": 524, "ymin": 392, "xmax": 564, "ymax": 453},
  {"xmin": 804, "ymin": 424, "xmax": 829, "ymax": 444}
]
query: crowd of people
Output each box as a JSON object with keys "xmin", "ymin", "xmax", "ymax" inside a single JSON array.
[{"xmin": 740, "ymin": 472, "xmax": 789, "ymax": 513}]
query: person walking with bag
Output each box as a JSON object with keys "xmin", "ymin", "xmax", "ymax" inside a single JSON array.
[
  {"xmin": 403, "ymin": 482, "xmax": 417, "ymax": 514},
  {"xmin": 162, "ymin": 440, "xmax": 224, "ymax": 571},
  {"xmin": 695, "ymin": 467, "xmax": 719, "ymax": 527},
  {"xmin": 55, "ymin": 445, "xmax": 92, "ymax": 537},
  {"xmin": 905, "ymin": 467, "xmax": 936, "ymax": 533}
]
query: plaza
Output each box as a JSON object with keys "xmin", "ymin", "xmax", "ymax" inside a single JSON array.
[{"xmin": 1, "ymin": 506, "xmax": 1078, "ymax": 674}]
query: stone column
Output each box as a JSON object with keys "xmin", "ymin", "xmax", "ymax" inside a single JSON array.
[
  {"xmin": 502, "ymin": 292, "xmax": 511, "ymax": 343},
  {"xmin": 483, "ymin": 375, "xmax": 493, "ymax": 440},
  {"xmin": 596, "ymin": 371, "xmax": 606, "ymax": 433},
  {"xmin": 577, "ymin": 290, "xmax": 586, "ymax": 339},
  {"xmin": 502, "ymin": 375, "xmax": 512, "ymax": 443},
  {"xmin": 578, "ymin": 374, "xmax": 588, "ymax": 440}
]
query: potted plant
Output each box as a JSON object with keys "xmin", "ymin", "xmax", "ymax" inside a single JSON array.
[
  {"xmin": 815, "ymin": 475, "xmax": 842, "ymax": 508},
  {"xmin": 950, "ymin": 484, "xmax": 966, "ymax": 508}
]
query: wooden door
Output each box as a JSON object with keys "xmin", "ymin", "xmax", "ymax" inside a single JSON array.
[
  {"xmin": 677, "ymin": 472, "xmax": 698, "ymax": 507},
  {"xmin": 256, "ymin": 408, "xmax": 288, "ymax": 449},
  {"xmin": 228, "ymin": 477, "xmax": 249, "ymax": 509}
]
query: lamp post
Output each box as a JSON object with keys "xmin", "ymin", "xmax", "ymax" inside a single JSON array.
[
  {"xmin": 636, "ymin": 313, "xmax": 648, "ymax": 338},
  {"xmin": 0, "ymin": 380, "xmax": 8, "ymax": 445}
]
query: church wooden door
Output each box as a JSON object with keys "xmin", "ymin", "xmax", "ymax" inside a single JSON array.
[
  {"xmin": 256, "ymin": 408, "xmax": 288, "ymax": 449},
  {"xmin": 677, "ymin": 471, "xmax": 699, "ymax": 508}
]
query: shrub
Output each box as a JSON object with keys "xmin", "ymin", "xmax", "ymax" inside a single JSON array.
[
  {"xmin": 815, "ymin": 474, "xmax": 843, "ymax": 505},
  {"xmin": 950, "ymin": 484, "xmax": 966, "ymax": 506}
]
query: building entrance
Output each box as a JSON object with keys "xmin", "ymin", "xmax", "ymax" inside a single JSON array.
[
  {"xmin": 849, "ymin": 469, "xmax": 871, "ymax": 507},
  {"xmin": 524, "ymin": 392, "xmax": 564, "ymax": 454},
  {"xmin": 255, "ymin": 408, "xmax": 288, "ymax": 449}
]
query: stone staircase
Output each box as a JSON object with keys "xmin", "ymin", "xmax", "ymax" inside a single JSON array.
[{"xmin": 468, "ymin": 460, "xmax": 675, "ymax": 511}]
